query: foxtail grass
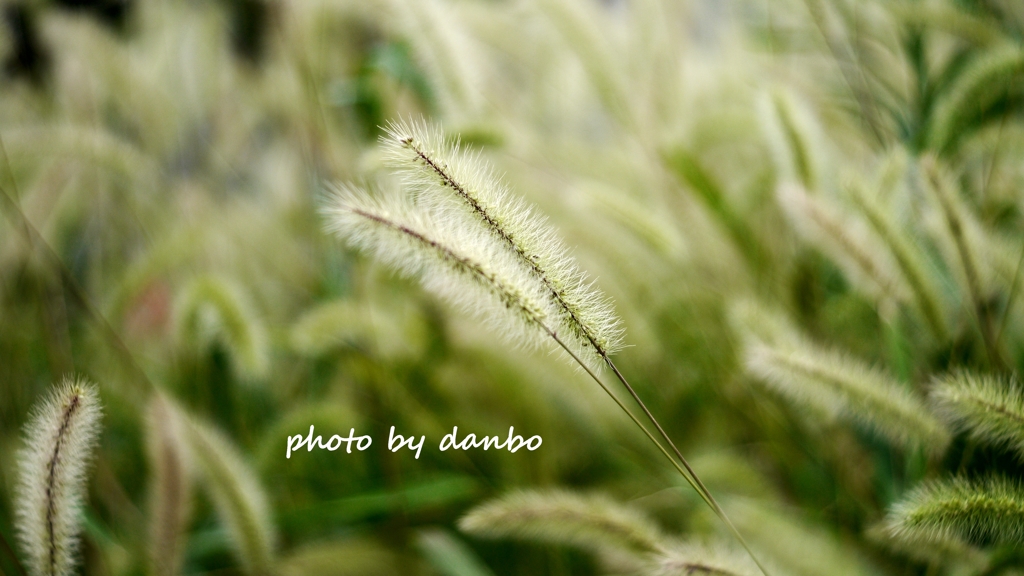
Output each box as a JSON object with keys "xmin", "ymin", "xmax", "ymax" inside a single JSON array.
[
  {"xmin": 146, "ymin": 394, "xmax": 192, "ymax": 576},
  {"xmin": 381, "ymin": 119, "xmax": 624, "ymax": 373},
  {"xmin": 922, "ymin": 158, "xmax": 1004, "ymax": 369},
  {"xmin": 459, "ymin": 489, "xmax": 666, "ymax": 555},
  {"xmin": 277, "ymin": 538, "xmax": 401, "ymax": 576},
  {"xmin": 13, "ymin": 378, "xmax": 103, "ymax": 576},
  {"xmin": 652, "ymin": 543, "xmax": 765, "ymax": 576},
  {"xmin": 927, "ymin": 44, "xmax": 1024, "ymax": 154},
  {"xmin": 385, "ymin": 0, "xmax": 483, "ymax": 120},
  {"xmin": 323, "ymin": 186, "xmax": 553, "ymax": 348},
  {"xmin": 931, "ymin": 371, "xmax": 1024, "ymax": 459},
  {"xmin": 759, "ymin": 89, "xmax": 821, "ymax": 190},
  {"xmin": 174, "ymin": 274, "xmax": 270, "ymax": 381},
  {"xmin": 846, "ymin": 180, "xmax": 948, "ymax": 341},
  {"xmin": 326, "ymin": 119, "xmax": 770, "ymax": 575},
  {"xmin": 185, "ymin": 415, "xmax": 276, "ymax": 576},
  {"xmin": 777, "ymin": 183, "xmax": 908, "ymax": 311},
  {"xmin": 884, "ymin": 475, "xmax": 1024, "ymax": 548},
  {"xmin": 416, "ymin": 528, "xmax": 499, "ymax": 576},
  {"xmin": 743, "ymin": 341, "xmax": 949, "ymax": 452}
]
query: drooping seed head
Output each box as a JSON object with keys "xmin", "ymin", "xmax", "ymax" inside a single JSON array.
[
  {"xmin": 185, "ymin": 415, "xmax": 276, "ymax": 576},
  {"xmin": 885, "ymin": 475, "xmax": 1024, "ymax": 548},
  {"xmin": 323, "ymin": 184, "xmax": 556, "ymax": 352},
  {"xmin": 381, "ymin": 118, "xmax": 624, "ymax": 371}
]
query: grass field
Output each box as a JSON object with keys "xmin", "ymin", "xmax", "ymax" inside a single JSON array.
[{"xmin": 3, "ymin": 1, "xmax": 1024, "ymax": 575}]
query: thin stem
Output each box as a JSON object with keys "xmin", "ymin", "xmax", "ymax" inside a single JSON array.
[
  {"xmin": 0, "ymin": 183, "xmax": 154, "ymax": 397},
  {"xmin": 802, "ymin": 0, "xmax": 885, "ymax": 147},
  {"xmin": 545, "ymin": 331, "xmax": 711, "ymax": 510},
  {"xmin": 605, "ymin": 359, "xmax": 769, "ymax": 576},
  {"xmin": 547, "ymin": 329, "xmax": 769, "ymax": 575}
]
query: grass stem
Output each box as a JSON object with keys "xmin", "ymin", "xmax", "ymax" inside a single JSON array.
[
  {"xmin": 547, "ymin": 331, "xmax": 770, "ymax": 575},
  {"xmin": 605, "ymin": 359, "xmax": 770, "ymax": 576}
]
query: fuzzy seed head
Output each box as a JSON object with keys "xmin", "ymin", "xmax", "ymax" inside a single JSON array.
[
  {"xmin": 745, "ymin": 342, "xmax": 949, "ymax": 452},
  {"xmin": 778, "ymin": 183, "xmax": 909, "ymax": 311},
  {"xmin": 458, "ymin": 490, "xmax": 665, "ymax": 555},
  {"xmin": 931, "ymin": 372, "xmax": 1024, "ymax": 460},
  {"xmin": 147, "ymin": 394, "xmax": 193, "ymax": 576},
  {"xmin": 14, "ymin": 378, "xmax": 103, "ymax": 576},
  {"xmin": 928, "ymin": 45, "xmax": 1024, "ymax": 153},
  {"xmin": 186, "ymin": 417, "xmax": 276, "ymax": 575},
  {"xmin": 174, "ymin": 275, "xmax": 269, "ymax": 382},
  {"xmin": 380, "ymin": 118, "xmax": 624, "ymax": 372},
  {"xmin": 322, "ymin": 184, "xmax": 557, "ymax": 353},
  {"xmin": 652, "ymin": 542, "xmax": 765, "ymax": 576},
  {"xmin": 885, "ymin": 475, "xmax": 1024, "ymax": 548}
]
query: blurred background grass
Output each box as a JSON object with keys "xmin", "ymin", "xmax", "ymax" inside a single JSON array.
[{"xmin": 2, "ymin": 0, "xmax": 1024, "ymax": 574}]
